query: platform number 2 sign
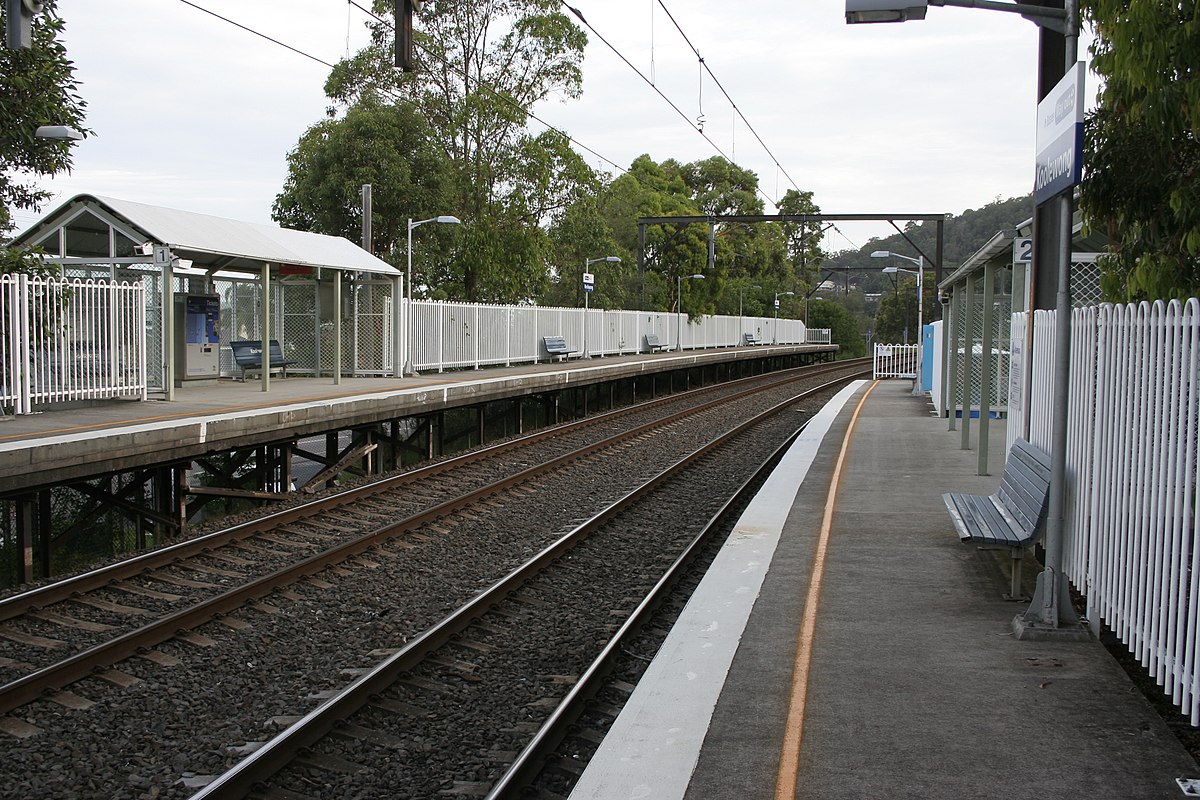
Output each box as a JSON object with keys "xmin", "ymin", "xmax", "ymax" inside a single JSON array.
[{"xmin": 1013, "ymin": 238, "xmax": 1033, "ymax": 267}]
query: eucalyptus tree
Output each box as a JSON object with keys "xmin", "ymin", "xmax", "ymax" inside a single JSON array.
[
  {"xmin": 1081, "ymin": 0, "xmax": 1200, "ymax": 300},
  {"xmin": 0, "ymin": 0, "xmax": 88, "ymax": 256},
  {"xmin": 320, "ymin": 0, "xmax": 589, "ymax": 302},
  {"xmin": 273, "ymin": 100, "xmax": 452, "ymax": 265}
]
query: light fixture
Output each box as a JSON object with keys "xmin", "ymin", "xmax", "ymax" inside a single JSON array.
[
  {"xmin": 846, "ymin": 0, "xmax": 927, "ymax": 23},
  {"xmin": 35, "ymin": 125, "xmax": 84, "ymax": 141}
]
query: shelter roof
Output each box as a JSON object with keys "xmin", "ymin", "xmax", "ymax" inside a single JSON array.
[{"xmin": 11, "ymin": 194, "xmax": 399, "ymax": 276}]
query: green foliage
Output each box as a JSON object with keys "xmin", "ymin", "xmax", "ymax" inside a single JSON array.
[
  {"xmin": 310, "ymin": 0, "xmax": 587, "ymax": 302},
  {"xmin": 1080, "ymin": 1, "xmax": 1200, "ymax": 300},
  {"xmin": 807, "ymin": 298, "xmax": 865, "ymax": 359},
  {"xmin": 273, "ymin": 101, "xmax": 451, "ymax": 266},
  {"xmin": 0, "ymin": 0, "xmax": 90, "ymax": 236},
  {"xmin": 0, "ymin": 244, "xmax": 57, "ymax": 278},
  {"xmin": 566, "ymin": 154, "xmax": 811, "ymax": 318},
  {"xmin": 872, "ymin": 276, "xmax": 934, "ymax": 346}
]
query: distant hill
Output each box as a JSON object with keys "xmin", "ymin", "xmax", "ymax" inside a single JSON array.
[{"xmin": 820, "ymin": 195, "xmax": 1032, "ymax": 294}]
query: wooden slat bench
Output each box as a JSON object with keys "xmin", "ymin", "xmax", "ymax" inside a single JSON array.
[
  {"xmin": 229, "ymin": 339, "xmax": 297, "ymax": 381},
  {"xmin": 943, "ymin": 438, "xmax": 1053, "ymax": 599},
  {"xmin": 644, "ymin": 333, "xmax": 670, "ymax": 353},
  {"xmin": 542, "ymin": 335, "xmax": 576, "ymax": 361}
]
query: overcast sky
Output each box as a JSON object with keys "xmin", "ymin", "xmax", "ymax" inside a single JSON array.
[{"xmin": 22, "ymin": 0, "xmax": 1092, "ymax": 249}]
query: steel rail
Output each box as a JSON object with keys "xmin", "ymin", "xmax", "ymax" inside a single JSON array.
[
  {"xmin": 484, "ymin": 390, "xmax": 818, "ymax": 799},
  {"xmin": 190, "ymin": 373, "xmax": 864, "ymax": 799},
  {"xmin": 0, "ymin": 363, "xmax": 868, "ymax": 715},
  {"xmin": 0, "ymin": 358, "xmax": 864, "ymax": 622}
]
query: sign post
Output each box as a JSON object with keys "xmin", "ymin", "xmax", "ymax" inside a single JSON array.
[{"xmin": 582, "ymin": 272, "xmax": 595, "ymax": 357}]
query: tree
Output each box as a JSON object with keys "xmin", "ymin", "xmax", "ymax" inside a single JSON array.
[
  {"xmin": 873, "ymin": 282, "xmax": 913, "ymax": 345},
  {"xmin": 321, "ymin": 0, "xmax": 589, "ymax": 302},
  {"xmin": 1080, "ymin": 1, "xmax": 1200, "ymax": 300},
  {"xmin": 0, "ymin": 0, "xmax": 89, "ymax": 238},
  {"xmin": 807, "ymin": 298, "xmax": 865, "ymax": 359},
  {"xmin": 273, "ymin": 101, "xmax": 452, "ymax": 264}
]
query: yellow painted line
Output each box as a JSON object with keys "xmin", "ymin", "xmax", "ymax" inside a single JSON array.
[{"xmin": 774, "ymin": 379, "xmax": 878, "ymax": 800}]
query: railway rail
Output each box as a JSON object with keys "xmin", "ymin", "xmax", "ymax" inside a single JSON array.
[
  {"xmin": 197, "ymin": 377, "xmax": 830, "ymax": 799},
  {"xmin": 0, "ymin": 361, "xmax": 867, "ymax": 799}
]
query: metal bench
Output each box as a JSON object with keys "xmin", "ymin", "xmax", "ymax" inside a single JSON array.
[
  {"xmin": 743, "ymin": 332, "xmax": 761, "ymax": 346},
  {"xmin": 542, "ymin": 335, "xmax": 576, "ymax": 361},
  {"xmin": 229, "ymin": 339, "xmax": 297, "ymax": 381},
  {"xmin": 644, "ymin": 333, "xmax": 670, "ymax": 353},
  {"xmin": 943, "ymin": 438, "xmax": 1052, "ymax": 599}
]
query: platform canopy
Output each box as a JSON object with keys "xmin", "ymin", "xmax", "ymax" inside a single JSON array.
[{"xmin": 10, "ymin": 194, "xmax": 399, "ymax": 276}]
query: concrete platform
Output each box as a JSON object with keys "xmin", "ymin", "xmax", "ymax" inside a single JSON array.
[
  {"xmin": 0, "ymin": 344, "xmax": 825, "ymax": 494},
  {"xmin": 570, "ymin": 380, "xmax": 1200, "ymax": 800}
]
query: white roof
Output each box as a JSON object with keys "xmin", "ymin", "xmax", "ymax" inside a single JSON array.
[{"xmin": 20, "ymin": 194, "xmax": 400, "ymax": 276}]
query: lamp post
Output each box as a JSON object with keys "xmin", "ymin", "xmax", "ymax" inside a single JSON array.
[
  {"xmin": 773, "ymin": 291, "xmax": 794, "ymax": 345},
  {"xmin": 739, "ymin": 284, "xmax": 761, "ymax": 343},
  {"xmin": 875, "ymin": 251, "xmax": 924, "ymax": 395},
  {"xmin": 583, "ymin": 256, "xmax": 621, "ymax": 358},
  {"xmin": 848, "ymin": 0, "xmax": 1085, "ymax": 636},
  {"xmin": 404, "ymin": 215, "xmax": 460, "ymax": 376},
  {"xmin": 677, "ymin": 273, "xmax": 705, "ymax": 351}
]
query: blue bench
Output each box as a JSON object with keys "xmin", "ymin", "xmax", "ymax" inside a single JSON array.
[
  {"xmin": 229, "ymin": 339, "xmax": 297, "ymax": 381},
  {"xmin": 943, "ymin": 438, "xmax": 1052, "ymax": 599}
]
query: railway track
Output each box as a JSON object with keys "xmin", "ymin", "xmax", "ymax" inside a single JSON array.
[
  {"xmin": 192, "ymin": 376, "xmax": 849, "ymax": 799},
  {"xmin": 0, "ymin": 362, "xmax": 867, "ymax": 799}
]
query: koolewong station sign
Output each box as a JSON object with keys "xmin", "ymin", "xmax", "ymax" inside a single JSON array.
[{"xmin": 1034, "ymin": 61, "xmax": 1086, "ymax": 206}]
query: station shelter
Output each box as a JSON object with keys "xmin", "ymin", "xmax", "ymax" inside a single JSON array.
[{"xmin": 7, "ymin": 194, "xmax": 402, "ymax": 403}]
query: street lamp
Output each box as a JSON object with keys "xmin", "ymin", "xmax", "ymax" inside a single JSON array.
[
  {"xmin": 739, "ymin": 284, "xmax": 761, "ymax": 343},
  {"xmin": 583, "ymin": 256, "xmax": 621, "ymax": 358},
  {"xmin": 35, "ymin": 126, "xmax": 84, "ymax": 141},
  {"xmin": 873, "ymin": 250, "xmax": 924, "ymax": 395},
  {"xmin": 677, "ymin": 273, "xmax": 705, "ymax": 351},
  {"xmin": 845, "ymin": 0, "xmax": 1069, "ymax": 30},
  {"xmin": 773, "ymin": 291, "xmax": 794, "ymax": 345},
  {"xmin": 404, "ymin": 215, "xmax": 460, "ymax": 376}
]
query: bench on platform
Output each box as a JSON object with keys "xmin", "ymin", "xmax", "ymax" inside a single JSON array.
[
  {"xmin": 644, "ymin": 333, "xmax": 670, "ymax": 353},
  {"xmin": 542, "ymin": 335, "xmax": 577, "ymax": 361},
  {"xmin": 943, "ymin": 438, "xmax": 1052, "ymax": 599},
  {"xmin": 229, "ymin": 339, "xmax": 297, "ymax": 381},
  {"xmin": 743, "ymin": 332, "xmax": 761, "ymax": 346}
]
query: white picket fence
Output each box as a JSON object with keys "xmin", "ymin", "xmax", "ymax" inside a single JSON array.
[
  {"xmin": 1013, "ymin": 300, "xmax": 1200, "ymax": 722},
  {"xmin": 1, "ymin": 274, "xmax": 147, "ymax": 414}
]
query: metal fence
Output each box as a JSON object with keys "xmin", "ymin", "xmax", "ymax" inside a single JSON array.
[
  {"xmin": 872, "ymin": 343, "xmax": 919, "ymax": 379},
  {"xmin": 1012, "ymin": 299, "xmax": 1200, "ymax": 723},
  {"xmin": 404, "ymin": 301, "xmax": 808, "ymax": 373},
  {"xmin": 1, "ymin": 274, "xmax": 147, "ymax": 414}
]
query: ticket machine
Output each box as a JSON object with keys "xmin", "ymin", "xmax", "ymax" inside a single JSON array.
[{"xmin": 173, "ymin": 294, "xmax": 220, "ymax": 385}]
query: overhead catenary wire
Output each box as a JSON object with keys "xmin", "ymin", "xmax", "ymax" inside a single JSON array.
[
  {"xmin": 654, "ymin": 0, "xmax": 804, "ymax": 201},
  {"xmin": 559, "ymin": 2, "xmax": 777, "ymax": 209},
  {"xmin": 172, "ymin": 0, "xmax": 827, "ymax": 253}
]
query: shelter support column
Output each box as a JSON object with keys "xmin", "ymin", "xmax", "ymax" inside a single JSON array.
[
  {"xmin": 333, "ymin": 272, "xmax": 343, "ymax": 385},
  {"xmin": 260, "ymin": 262, "xmax": 271, "ymax": 393}
]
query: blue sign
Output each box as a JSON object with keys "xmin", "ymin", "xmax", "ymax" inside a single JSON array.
[{"xmin": 1034, "ymin": 62, "xmax": 1085, "ymax": 205}]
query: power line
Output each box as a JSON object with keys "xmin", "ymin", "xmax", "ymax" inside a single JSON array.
[
  {"xmin": 177, "ymin": 0, "xmax": 337, "ymax": 69},
  {"xmin": 558, "ymin": 2, "xmax": 779, "ymax": 209},
  {"xmin": 654, "ymin": 0, "xmax": 804, "ymax": 201}
]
